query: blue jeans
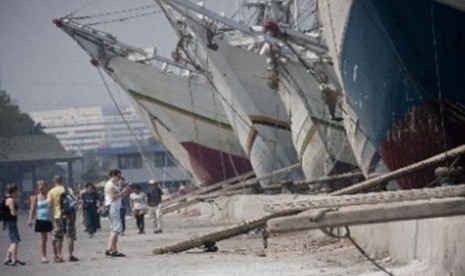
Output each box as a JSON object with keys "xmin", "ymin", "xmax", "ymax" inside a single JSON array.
[
  {"xmin": 109, "ymin": 205, "xmax": 122, "ymax": 234},
  {"xmin": 5, "ymin": 221, "xmax": 21, "ymax": 243}
]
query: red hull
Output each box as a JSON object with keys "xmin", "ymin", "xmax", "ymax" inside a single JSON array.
[
  {"xmin": 181, "ymin": 142, "xmax": 253, "ymax": 185},
  {"xmin": 381, "ymin": 101, "xmax": 465, "ymax": 189}
]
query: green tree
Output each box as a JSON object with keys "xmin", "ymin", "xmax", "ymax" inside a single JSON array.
[
  {"xmin": 0, "ymin": 91, "xmax": 42, "ymax": 137},
  {"xmin": 0, "ymin": 91, "xmax": 44, "ymax": 193}
]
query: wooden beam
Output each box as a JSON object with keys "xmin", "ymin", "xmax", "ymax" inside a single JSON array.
[
  {"xmin": 162, "ymin": 188, "xmax": 252, "ymax": 214},
  {"xmin": 331, "ymin": 144, "xmax": 465, "ymax": 195},
  {"xmin": 161, "ymin": 171, "xmax": 255, "ymax": 207},
  {"xmin": 161, "ymin": 163, "xmax": 301, "ymax": 213},
  {"xmin": 220, "ymin": 163, "xmax": 302, "ymax": 192},
  {"xmin": 153, "ymin": 209, "xmax": 301, "ymax": 255},
  {"xmin": 263, "ymin": 171, "xmax": 364, "ymax": 190},
  {"xmin": 267, "ymin": 198, "xmax": 465, "ymax": 233}
]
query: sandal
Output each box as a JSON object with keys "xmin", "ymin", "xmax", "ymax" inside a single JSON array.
[
  {"xmin": 11, "ymin": 260, "xmax": 26, "ymax": 266},
  {"xmin": 69, "ymin": 256, "xmax": 79, "ymax": 262},
  {"xmin": 53, "ymin": 256, "xmax": 64, "ymax": 263},
  {"xmin": 4, "ymin": 259, "xmax": 11, "ymax": 265},
  {"xmin": 110, "ymin": 251, "xmax": 126, "ymax": 257}
]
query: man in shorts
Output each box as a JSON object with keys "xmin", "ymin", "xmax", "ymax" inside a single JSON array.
[
  {"xmin": 47, "ymin": 175, "xmax": 79, "ymax": 263},
  {"xmin": 104, "ymin": 169, "xmax": 132, "ymax": 257}
]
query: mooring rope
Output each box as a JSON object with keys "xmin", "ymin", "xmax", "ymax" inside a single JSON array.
[{"xmin": 320, "ymin": 226, "xmax": 395, "ymax": 276}]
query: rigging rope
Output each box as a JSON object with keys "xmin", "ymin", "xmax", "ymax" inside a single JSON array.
[
  {"xmin": 430, "ymin": 0, "xmax": 450, "ymax": 167},
  {"xmin": 320, "ymin": 226, "xmax": 395, "ymax": 276},
  {"xmin": 85, "ymin": 10, "xmax": 162, "ymax": 26},
  {"xmin": 96, "ymin": 66, "xmax": 158, "ymax": 181},
  {"xmin": 135, "ymin": 101, "xmax": 196, "ymax": 184},
  {"xmin": 68, "ymin": 4, "xmax": 157, "ymax": 20},
  {"xmin": 209, "ymin": 77, "xmax": 242, "ymax": 180},
  {"xmin": 64, "ymin": 0, "xmax": 102, "ymax": 18}
]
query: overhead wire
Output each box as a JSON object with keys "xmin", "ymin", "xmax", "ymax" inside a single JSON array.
[
  {"xmin": 85, "ymin": 10, "xmax": 162, "ymax": 26},
  {"xmin": 430, "ymin": 0, "xmax": 450, "ymax": 167},
  {"xmin": 96, "ymin": 66, "xmax": 159, "ymax": 182},
  {"xmin": 68, "ymin": 4, "xmax": 158, "ymax": 20},
  {"xmin": 135, "ymin": 100, "xmax": 197, "ymax": 184},
  {"xmin": 64, "ymin": 0, "xmax": 102, "ymax": 18}
]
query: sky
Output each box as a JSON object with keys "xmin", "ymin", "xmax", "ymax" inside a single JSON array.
[{"xmin": 0, "ymin": 0, "xmax": 233, "ymax": 113}]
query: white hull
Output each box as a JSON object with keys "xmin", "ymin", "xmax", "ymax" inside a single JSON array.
[
  {"xmin": 108, "ymin": 57, "xmax": 242, "ymax": 157},
  {"xmin": 55, "ymin": 19, "xmax": 252, "ymax": 186},
  {"xmin": 107, "ymin": 57, "xmax": 253, "ymax": 185},
  {"xmin": 182, "ymin": 18, "xmax": 305, "ymax": 186},
  {"xmin": 278, "ymin": 60, "xmax": 358, "ymax": 180}
]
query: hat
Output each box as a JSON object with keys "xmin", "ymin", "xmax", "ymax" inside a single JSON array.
[{"xmin": 148, "ymin": 179, "xmax": 157, "ymax": 184}]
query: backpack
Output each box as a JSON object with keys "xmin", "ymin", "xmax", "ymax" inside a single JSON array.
[
  {"xmin": 0, "ymin": 196, "xmax": 12, "ymax": 222},
  {"xmin": 60, "ymin": 186, "xmax": 77, "ymax": 217},
  {"xmin": 0, "ymin": 199, "xmax": 7, "ymax": 222}
]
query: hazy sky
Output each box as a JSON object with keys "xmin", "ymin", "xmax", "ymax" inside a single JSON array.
[{"xmin": 0, "ymin": 0, "xmax": 234, "ymax": 113}]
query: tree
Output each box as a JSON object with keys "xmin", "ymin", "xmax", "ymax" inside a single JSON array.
[
  {"xmin": 0, "ymin": 91, "xmax": 44, "ymax": 192},
  {"xmin": 0, "ymin": 91, "xmax": 42, "ymax": 137}
]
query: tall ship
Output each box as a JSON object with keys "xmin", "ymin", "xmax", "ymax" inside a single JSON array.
[
  {"xmin": 158, "ymin": 0, "xmax": 358, "ymax": 187},
  {"xmin": 318, "ymin": 0, "xmax": 465, "ymax": 188},
  {"xmin": 156, "ymin": 0, "xmax": 306, "ymax": 187},
  {"xmin": 260, "ymin": 1, "xmax": 359, "ymax": 183},
  {"xmin": 54, "ymin": 18, "xmax": 253, "ymax": 186}
]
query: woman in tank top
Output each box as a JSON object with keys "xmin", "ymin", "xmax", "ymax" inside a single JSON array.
[
  {"xmin": 3, "ymin": 183, "xmax": 25, "ymax": 266},
  {"xmin": 28, "ymin": 180, "xmax": 53, "ymax": 263}
]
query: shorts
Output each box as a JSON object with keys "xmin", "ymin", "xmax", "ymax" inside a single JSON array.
[
  {"xmin": 5, "ymin": 221, "xmax": 21, "ymax": 243},
  {"xmin": 35, "ymin": 219, "xmax": 53, "ymax": 233},
  {"xmin": 52, "ymin": 215, "xmax": 76, "ymax": 241},
  {"xmin": 109, "ymin": 204, "xmax": 123, "ymax": 233}
]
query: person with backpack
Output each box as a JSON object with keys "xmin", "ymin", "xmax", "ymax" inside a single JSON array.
[
  {"xmin": 47, "ymin": 175, "xmax": 79, "ymax": 263},
  {"xmin": 2, "ymin": 183, "xmax": 25, "ymax": 266},
  {"xmin": 28, "ymin": 180, "xmax": 53, "ymax": 263}
]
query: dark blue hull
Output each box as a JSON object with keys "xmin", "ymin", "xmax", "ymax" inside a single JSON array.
[{"xmin": 341, "ymin": 0, "xmax": 465, "ymax": 188}]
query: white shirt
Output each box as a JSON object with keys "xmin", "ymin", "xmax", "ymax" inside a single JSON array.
[
  {"xmin": 104, "ymin": 179, "xmax": 121, "ymax": 209},
  {"xmin": 130, "ymin": 192, "xmax": 146, "ymax": 210}
]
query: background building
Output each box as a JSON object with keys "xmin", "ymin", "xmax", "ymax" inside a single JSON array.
[
  {"xmin": 30, "ymin": 106, "xmax": 190, "ymax": 190},
  {"xmin": 97, "ymin": 144, "xmax": 189, "ymax": 192},
  {"xmin": 29, "ymin": 106, "xmax": 151, "ymax": 153}
]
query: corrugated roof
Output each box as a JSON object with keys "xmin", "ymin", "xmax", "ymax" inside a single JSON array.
[
  {"xmin": 96, "ymin": 144, "xmax": 165, "ymax": 155},
  {"xmin": 0, "ymin": 134, "xmax": 79, "ymax": 164}
]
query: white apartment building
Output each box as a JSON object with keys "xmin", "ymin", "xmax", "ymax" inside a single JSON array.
[{"xmin": 29, "ymin": 106, "xmax": 152, "ymax": 153}]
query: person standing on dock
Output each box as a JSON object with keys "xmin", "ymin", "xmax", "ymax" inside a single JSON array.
[
  {"xmin": 130, "ymin": 185, "xmax": 147, "ymax": 234},
  {"xmin": 2, "ymin": 183, "xmax": 25, "ymax": 266},
  {"xmin": 28, "ymin": 180, "xmax": 53, "ymax": 263},
  {"xmin": 47, "ymin": 175, "xmax": 79, "ymax": 263},
  {"xmin": 80, "ymin": 183, "xmax": 100, "ymax": 238},
  {"xmin": 118, "ymin": 177, "xmax": 130, "ymax": 236},
  {"xmin": 104, "ymin": 169, "xmax": 131, "ymax": 257},
  {"xmin": 146, "ymin": 180, "xmax": 163, "ymax": 234}
]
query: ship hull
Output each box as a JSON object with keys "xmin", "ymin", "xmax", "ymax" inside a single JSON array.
[
  {"xmin": 55, "ymin": 19, "xmax": 253, "ymax": 186},
  {"xmin": 181, "ymin": 17, "xmax": 305, "ymax": 186},
  {"xmin": 319, "ymin": 0, "xmax": 465, "ymax": 188},
  {"xmin": 107, "ymin": 57, "xmax": 253, "ymax": 185},
  {"xmin": 279, "ymin": 60, "xmax": 358, "ymax": 183}
]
